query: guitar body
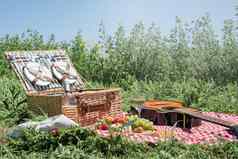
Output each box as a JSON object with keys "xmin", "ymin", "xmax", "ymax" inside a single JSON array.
[
  {"xmin": 131, "ymin": 100, "xmax": 238, "ymax": 137},
  {"xmin": 140, "ymin": 107, "xmax": 201, "ymax": 128}
]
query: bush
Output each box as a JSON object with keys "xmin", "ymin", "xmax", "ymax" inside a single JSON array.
[
  {"xmin": 0, "ymin": 15, "xmax": 238, "ymax": 87},
  {"xmin": 0, "ymin": 77, "xmax": 32, "ymax": 126},
  {"xmin": 122, "ymin": 80, "xmax": 238, "ymax": 113},
  {"xmin": 2, "ymin": 127, "xmax": 238, "ymax": 159}
]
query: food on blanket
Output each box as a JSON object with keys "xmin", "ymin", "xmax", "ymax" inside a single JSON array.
[
  {"xmin": 128, "ymin": 115, "xmax": 138, "ymax": 122},
  {"xmin": 23, "ymin": 62, "xmax": 52, "ymax": 87},
  {"xmin": 105, "ymin": 116, "xmax": 114, "ymax": 124},
  {"xmin": 129, "ymin": 115, "xmax": 155, "ymax": 132},
  {"xmin": 98, "ymin": 114, "xmax": 155, "ymax": 133},
  {"xmin": 133, "ymin": 127, "xmax": 144, "ymax": 133},
  {"xmin": 113, "ymin": 115, "xmax": 128, "ymax": 124},
  {"xmin": 104, "ymin": 114, "xmax": 128, "ymax": 125},
  {"xmin": 123, "ymin": 115, "xmax": 128, "ymax": 123},
  {"xmin": 111, "ymin": 123, "xmax": 123, "ymax": 128},
  {"xmin": 133, "ymin": 119, "xmax": 154, "ymax": 131},
  {"xmin": 98, "ymin": 115, "xmax": 125, "ymax": 130},
  {"xmin": 112, "ymin": 117, "xmax": 119, "ymax": 124},
  {"xmin": 98, "ymin": 124, "xmax": 109, "ymax": 130}
]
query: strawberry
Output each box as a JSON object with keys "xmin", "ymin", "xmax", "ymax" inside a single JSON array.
[
  {"xmin": 99, "ymin": 124, "xmax": 109, "ymax": 130},
  {"xmin": 50, "ymin": 128, "xmax": 59, "ymax": 137}
]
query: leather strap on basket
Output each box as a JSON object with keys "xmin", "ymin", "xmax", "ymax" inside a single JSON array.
[{"xmin": 76, "ymin": 92, "xmax": 116, "ymax": 116}]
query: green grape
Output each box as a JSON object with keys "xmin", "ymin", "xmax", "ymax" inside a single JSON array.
[{"xmin": 129, "ymin": 115, "xmax": 154, "ymax": 131}]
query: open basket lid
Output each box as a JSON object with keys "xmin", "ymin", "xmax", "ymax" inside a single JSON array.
[{"xmin": 5, "ymin": 50, "xmax": 85, "ymax": 95}]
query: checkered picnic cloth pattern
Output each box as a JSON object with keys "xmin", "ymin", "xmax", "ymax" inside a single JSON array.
[{"xmin": 97, "ymin": 112, "xmax": 238, "ymax": 144}]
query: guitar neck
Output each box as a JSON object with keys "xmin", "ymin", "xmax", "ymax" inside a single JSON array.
[{"xmin": 174, "ymin": 108, "xmax": 237, "ymax": 128}]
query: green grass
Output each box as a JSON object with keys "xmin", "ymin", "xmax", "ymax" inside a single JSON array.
[
  {"xmin": 1, "ymin": 140, "xmax": 238, "ymax": 159},
  {"xmin": 1, "ymin": 127, "xmax": 238, "ymax": 159}
]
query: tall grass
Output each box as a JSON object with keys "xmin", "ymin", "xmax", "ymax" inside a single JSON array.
[
  {"xmin": 0, "ymin": 15, "xmax": 238, "ymax": 86},
  {"xmin": 1, "ymin": 140, "xmax": 238, "ymax": 159}
]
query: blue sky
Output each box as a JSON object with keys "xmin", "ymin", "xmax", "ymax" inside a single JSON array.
[{"xmin": 0, "ymin": 0, "xmax": 237, "ymax": 43}]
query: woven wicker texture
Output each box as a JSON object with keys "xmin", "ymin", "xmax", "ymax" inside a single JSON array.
[
  {"xmin": 63, "ymin": 89, "xmax": 122, "ymax": 126},
  {"xmin": 5, "ymin": 50, "xmax": 122, "ymax": 125}
]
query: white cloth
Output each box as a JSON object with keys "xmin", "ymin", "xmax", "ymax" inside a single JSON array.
[
  {"xmin": 19, "ymin": 114, "xmax": 78, "ymax": 131},
  {"xmin": 9, "ymin": 115, "xmax": 78, "ymax": 138}
]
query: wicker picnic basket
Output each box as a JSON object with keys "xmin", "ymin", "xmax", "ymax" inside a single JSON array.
[
  {"xmin": 62, "ymin": 89, "xmax": 121, "ymax": 126},
  {"xmin": 5, "ymin": 50, "xmax": 122, "ymax": 126}
]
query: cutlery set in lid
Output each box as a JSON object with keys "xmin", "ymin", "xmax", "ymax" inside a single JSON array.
[{"xmin": 5, "ymin": 50, "xmax": 85, "ymax": 95}]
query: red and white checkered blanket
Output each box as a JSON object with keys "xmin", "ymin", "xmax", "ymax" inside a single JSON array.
[{"xmin": 97, "ymin": 112, "xmax": 238, "ymax": 144}]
